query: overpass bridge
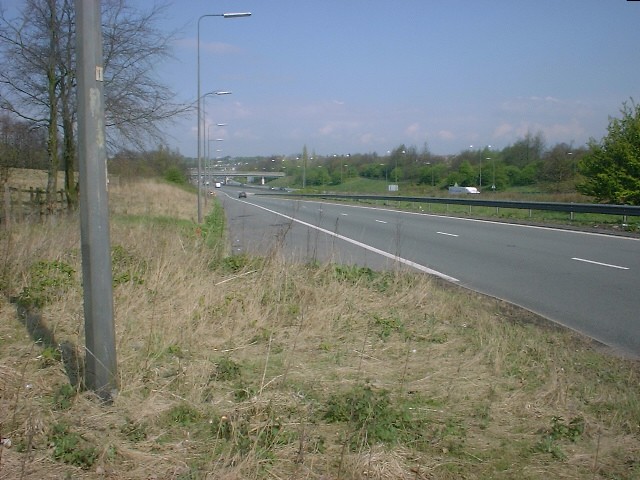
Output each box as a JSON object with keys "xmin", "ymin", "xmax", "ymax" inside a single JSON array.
[{"xmin": 188, "ymin": 169, "xmax": 285, "ymax": 185}]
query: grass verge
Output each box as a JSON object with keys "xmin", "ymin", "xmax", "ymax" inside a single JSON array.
[{"xmin": 0, "ymin": 178, "xmax": 638, "ymax": 479}]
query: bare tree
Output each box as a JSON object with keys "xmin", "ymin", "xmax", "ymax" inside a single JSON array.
[
  {"xmin": 101, "ymin": 0, "xmax": 184, "ymax": 150},
  {"xmin": 0, "ymin": 0, "xmax": 183, "ymax": 209}
]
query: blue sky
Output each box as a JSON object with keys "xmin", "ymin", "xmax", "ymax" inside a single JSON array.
[{"xmin": 9, "ymin": 0, "xmax": 640, "ymax": 158}]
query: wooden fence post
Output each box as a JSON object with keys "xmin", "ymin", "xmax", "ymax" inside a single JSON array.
[{"xmin": 2, "ymin": 183, "xmax": 10, "ymax": 230}]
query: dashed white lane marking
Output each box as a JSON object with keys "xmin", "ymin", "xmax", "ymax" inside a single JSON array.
[
  {"xmin": 437, "ymin": 231, "xmax": 459, "ymax": 237},
  {"xmin": 375, "ymin": 219, "xmax": 387, "ymax": 224},
  {"xmin": 572, "ymin": 257, "xmax": 629, "ymax": 270}
]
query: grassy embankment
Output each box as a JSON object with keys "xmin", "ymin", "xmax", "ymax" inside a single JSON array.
[{"xmin": 1, "ymin": 171, "xmax": 639, "ymax": 479}]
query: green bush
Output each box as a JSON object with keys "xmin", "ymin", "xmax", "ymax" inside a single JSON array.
[{"xmin": 164, "ymin": 166, "xmax": 186, "ymax": 185}]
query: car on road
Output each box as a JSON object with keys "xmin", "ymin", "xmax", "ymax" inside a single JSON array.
[{"xmin": 238, "ymin": 191, "xmax": 247, "ymax": 198}]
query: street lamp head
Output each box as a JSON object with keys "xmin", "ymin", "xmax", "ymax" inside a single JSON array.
[
  {"xmin": 223, "ymin": 12, "xmax": 252, "ymax": 18},
  {"xmin": 215, "ymin": 91, "xmax": 232, "ymax": 96}
]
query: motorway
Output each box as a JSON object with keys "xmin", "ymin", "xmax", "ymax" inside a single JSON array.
[{"xmin": 217, "ymin": 188, "xmax": 640, "ymax": 358}]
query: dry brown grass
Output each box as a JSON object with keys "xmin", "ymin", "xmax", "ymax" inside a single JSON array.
[{"xmin": 1, "ymin": 173, "xmax": 639, "ymax": 479}]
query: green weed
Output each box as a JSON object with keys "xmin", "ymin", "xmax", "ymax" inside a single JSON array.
[
  {"xmin": 111, "ymin": 244, "xmax": 146, "ymax": 286},
  {"xmin": 211, "ymin": 357, "xmax": 242, "ymax": 382},
  {"xmin": 332, "ymin": 264, "xmax": 393, "ymax": 292},
  {"xmin": 323, "ymin": 383, "xmax": 427, "ymax": 448},
  {"xmin": 48, "ymin": 422, "xmax": 97, "ymax": 469},
  {"xmin": 220, "ymin": 254, "xmax": 252, "ymax": 273},
  {"xmin": 202, "ymin": 201, "xmax": 225, "ymax": 248},
  {"xmin": 373, "ymin": 314, "xmax": 405, "ymax": 340},
  {"xmin": 212, "ymin": 404, "xmax": 294, "ymax": 461},
  {"xmin": 167, "ymin": 403, "xmax": 201, "ymax": 427},
  {"xmin": 535, "ymin": 416, "xmax": 584, "ymax": 459},
  {"xmin": 164, "ymin": 343, "xmax": 185, "ymax": 358},
  {"xmin": 39, "ymin": 345, "xmax": 62, "ymax": 367},
  {"xmin": 120, "ymin": 418, "xmax": 148, "ymax": 443},
  {"xmin": 17, "ymin": 260, "xmax": 75, "ymax": 308},
  {"xmin": 52, "ymin": 383, "xmax": 76, "ymax": 410}
]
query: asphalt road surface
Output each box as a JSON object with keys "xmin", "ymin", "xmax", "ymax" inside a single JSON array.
[{"xmin": 218, "ymin": 188, "xmax": 640, "ymax": 358}]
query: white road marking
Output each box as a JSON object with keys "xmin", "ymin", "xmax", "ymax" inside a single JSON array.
[
  {"xmin": 437, "ymin": 231, "xmax": 459, "ymax": 237},
  {"xmin": 375, "ymin": 219, "xmax": 387, "ymax": 224},
  {"xmin": 572, "ymin": 257, "xmax": 629, "ymax": 270},
  {"xmin": 243, "ymin": 202, "xmax": 459, "ymax": 283}
]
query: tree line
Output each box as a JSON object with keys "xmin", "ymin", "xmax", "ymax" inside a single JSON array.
[
  {"xmin": 243, "ymin": 100, "xmax": 640, "ymax": 205},
  {"xmin": 246, "ymin": 133, "xmax": 586, "ymax": 193}
]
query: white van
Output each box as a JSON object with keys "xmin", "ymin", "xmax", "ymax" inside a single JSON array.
[{"xmin": 448, "ymin": 184, "xmax": 479, "ymax": 194}]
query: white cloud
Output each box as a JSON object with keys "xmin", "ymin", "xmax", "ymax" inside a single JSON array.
[{"xmin": 436, "ymin": 130, "xmax": 455, "ymax": 141}]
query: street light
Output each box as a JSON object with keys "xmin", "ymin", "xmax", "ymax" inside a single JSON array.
[
  {"xmin": 341, "ymin": 164, "xmax": 348, "ymax": 184},
  {"xmin": 207, "ymin": 137, "xmax": 225, "ymax": 160},
  {"xmin": 380, "ymin": 163, "xmax": 388, "ymax": 183},
  {"xmin": 202, "ymin": 92, "xmax": 228, "ymax": 203},
  {"xmin": 202, "ymin": 91, "xmax": 231, "ymax": 153},
  {"xmin": 425, "ymin": 162, "xmax": 434, "ymax": 186},
  {"xmin": 488, "ymin": 157, "xmax": 495, "ymax": 190},
  {"xmin": 197, "ymin": 12, "xmax": 251, "ymax": 223},
  {"xmin": 204, "ymin": 93, "xmax": 229, "ymax": 175}
]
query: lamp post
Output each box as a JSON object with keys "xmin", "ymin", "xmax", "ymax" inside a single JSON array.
[
  {"xmin": 203, "ymin": 91, "xmax": 231, "ymax": 157},
  {"xmin": 197, "ymin": 12, "xmax": 250, "ymax": 223},
  {"xmin": 199, "ymin": 90, "xmax": 231, "ymax": 218},
  {"xmin": 482, "ymin": 145, "xmax": 492, "ymax": 189},
  {"xmin": 425, "ymin": 162, "xmax": 434, "ymax": 187},
  {"xmin": 205, "ymin": 137, "xmax": 224, "ymax": 206},
  {"xmin": 380, "ymin": 163, "xmax": 388, "ymax": 183},
  {"xmin": 489, "ymin": 157, "xmax": 495, "ymax": 191},
  {"xmin": 209, "ymin": 123, "xmax": 228, "ymax": 160},
  {"xmin": 205, "ymin": 110, "xmax": 228, "ymax": 190},
  {"xmin": 397, "ymin": 150, "xmax": 405, "ymax": 184},
  {"xmin": 208, "ymin": 137, "xmax": 225, "ymax": 161},
  {"xmin": 76, "ymin": 0, "xmax": 117, "ymax": 401}
]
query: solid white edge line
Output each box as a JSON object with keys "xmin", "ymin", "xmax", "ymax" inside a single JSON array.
[
  {"xmin": 244, "ymin": 200, "xmax": 460, "ymax": 283},
  {"xmin": 572, "ymin": 257, "xmax": 629, "ymax": 270}
]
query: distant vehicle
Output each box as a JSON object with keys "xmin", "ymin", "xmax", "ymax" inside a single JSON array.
[
  {"xmin": 238, "ymin": 191, "xmax": 247, "ymax": 198},
  {"xmin": 448, "ymin": 184, "xmax": 480, "ymax": 194},
  {"xmin": 215, "ymin": 182, "xmax": 222, "ymax": 188}
]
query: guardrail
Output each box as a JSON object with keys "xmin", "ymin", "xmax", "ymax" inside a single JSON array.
[{"xmin": 265, "ymin": 192, "xmax": 640, "ymax": 219}]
